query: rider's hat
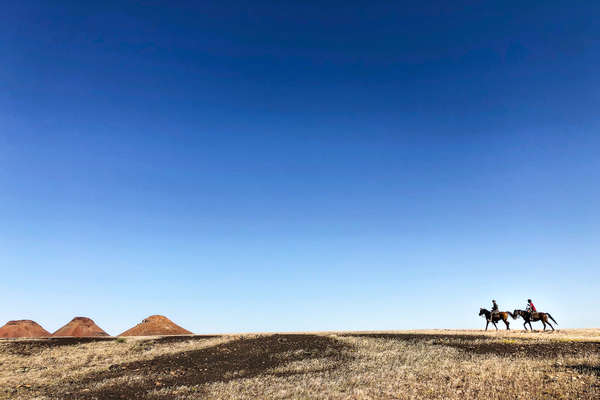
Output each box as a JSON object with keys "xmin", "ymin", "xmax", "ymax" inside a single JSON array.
[{"xmin": 527, "ymin": 299, "xmax": 532, "ymax": 302}]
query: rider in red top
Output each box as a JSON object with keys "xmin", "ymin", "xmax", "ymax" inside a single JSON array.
[{"xmin": 527, "ymin": 299, "xmax": 537, "ymax": 313}]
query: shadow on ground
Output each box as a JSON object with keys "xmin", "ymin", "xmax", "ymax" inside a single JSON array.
[{"xmin": 53, "ymin": 334, "xmax": 352, "ymax": 400}]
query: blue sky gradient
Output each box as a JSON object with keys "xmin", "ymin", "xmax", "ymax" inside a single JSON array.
[{"xmin": 2, "ymin": 1, "xmax": 599, "ymax": 334}]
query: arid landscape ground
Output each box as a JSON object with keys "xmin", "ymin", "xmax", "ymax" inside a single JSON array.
[{"xmin": 1, "ymin": 329, "xmax": 598, "ymax": 399}]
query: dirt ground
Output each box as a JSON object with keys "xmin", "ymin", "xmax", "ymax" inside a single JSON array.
[
  {"xmin": 0, "ymin": 320, "xmax": 50, "ymax": 338},
  {"xmin": 1, "ymin": 329, "xmax": 598, "ymax": 399},
  {"xmin": 119, "ymin": 315, "xmax": 193, "ymax": 337}
]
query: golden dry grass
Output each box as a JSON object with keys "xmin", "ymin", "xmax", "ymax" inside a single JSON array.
[{"xmin": 1, "ymin": 330, "xmax": 598, "ymax": 399}]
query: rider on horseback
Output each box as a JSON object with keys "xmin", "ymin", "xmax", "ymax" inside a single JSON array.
[
  {"xmin": 488, "ymin": 299, "xmax": 499, "ymax": 322},
  {"xmin": 526, "ymin": 299, "xmax": 537, "ymax": 316}
]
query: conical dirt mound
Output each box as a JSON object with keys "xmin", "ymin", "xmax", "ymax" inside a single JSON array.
[
  {"xmin": 0, "ymin": 320, "xmax": 51, "ymax": 338},
  {"xmin": 52, "ymin": 317, "xmax": 109, "ymax": 337},
  {"xmin": 119, "ymin": 315, "xmax": 193, "ymax": 336}
]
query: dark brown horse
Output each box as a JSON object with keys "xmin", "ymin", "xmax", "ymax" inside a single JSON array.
[
  {"xmin": 512, "ymin": 309, "xmax": 558, "ymax": 331},
  {"xmin": 479, "ymin": 308, "xmax": 514, "ymax": 331}
]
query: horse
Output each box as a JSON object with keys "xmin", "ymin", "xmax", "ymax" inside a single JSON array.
[
  {"xmin": 512, "ymin": 309, "xmax": 558, "ymax": 331},
  {"xmin": 479, "ymin": 308, "xmax": 514, "ymax": 331}
]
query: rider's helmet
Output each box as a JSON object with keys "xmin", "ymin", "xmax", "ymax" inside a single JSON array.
[
  {"xmin": 492, "ymin": 299, "xmax": 496, "ymax": 302},
  {"xmin": 527, "ymin": 299, "xmax": 532, "ymax": 302}
]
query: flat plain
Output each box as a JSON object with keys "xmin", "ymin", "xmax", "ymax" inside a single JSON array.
[{"xmin": 1, "ymin": 329, "xmax": 598, "ymax": 399}]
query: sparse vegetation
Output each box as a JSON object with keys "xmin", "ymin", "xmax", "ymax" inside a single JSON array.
[{"xmin": 0, "ymin": 330, "xmax": 598, "ymax": 399}]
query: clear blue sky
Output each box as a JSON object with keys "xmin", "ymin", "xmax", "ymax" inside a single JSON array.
[{"xmin": 2, "ymin": 1, "xmax": 599, "ymax": 335}]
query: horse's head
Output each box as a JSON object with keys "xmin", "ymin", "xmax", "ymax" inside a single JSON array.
[{"xmin": 479, "ymin": 308, "xmax": 487, "ymax": 316}]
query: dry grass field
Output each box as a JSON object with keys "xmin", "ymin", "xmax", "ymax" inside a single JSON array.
[{"xmin": 1, "ymin": 329, "xmax": 599, "ymax": 399}]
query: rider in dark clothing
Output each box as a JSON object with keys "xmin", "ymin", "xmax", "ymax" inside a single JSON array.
[{"xmin": 489, "ymin": 300, "xmax": 499, "ymax": 321}]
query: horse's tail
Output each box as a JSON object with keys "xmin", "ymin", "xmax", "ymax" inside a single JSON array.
[
  {"xmin": 507, "ymin": 311, "xmax": 516, "ymax": 319},
  {"xmin": 547, "ymin": 314, "xmax": 558, "ymax": 325}
]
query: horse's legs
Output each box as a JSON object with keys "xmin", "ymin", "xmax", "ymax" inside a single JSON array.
[
  {"xmin": 493, "ymin": 321, "xmax": 498, "ymax": 331},
  {"xmin": 523, "ymin": 321, "xmax": 528, "ymax": 331},
  {"xmin": 485, "ymin": 320, "xmax": 489, "ymax": 331},
  {"xmin": 543, "ymin": 316, "xmax": 555, "ymax": 331},
  {"xmin": 504, "ymin": 318, "xmax": 510, "ymax": 330},
  {"xmin": 541, "ymin": 320, "xmax": 547, "ymax": 331}
]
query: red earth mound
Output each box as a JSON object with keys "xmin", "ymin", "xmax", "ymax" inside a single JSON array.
[
  {"xmin": 52, "ymin": 317, "xmax": 110, "ymax": 337},
  {"xmin": 0, "ymin": 320, "xmax": 51, "ymax": 338},
  {"xmin": 119, "ymin": 315, "xmax": 193, "ymax": 336}
]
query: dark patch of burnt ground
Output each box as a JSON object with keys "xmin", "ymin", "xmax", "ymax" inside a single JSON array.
[
  {"xmin": 51, "ymin": 334, "xmax": 352, "ymax": 400},
  {"xmin": 341, "ymin": 333, "xmax": 600, "ymax": 358},
  {"xmin": 450, "ymin": 340, "xmax": 599, "ymax": 358},
  {"xmin": 566, "ymin": 364, "xmax": 600, "ymax": 377},
  {"xmin": 0, "ymin": 336, "xmax": 220, "ymax": 356},
  {"xmin": 140, "ymin": 335, "xmax": 220, "ymax": 345},
  {"xmin": 343, "ymin": 333, "xmax": 493, "ymax": 342},
  {"xmin": 0, "ymin": 337, "xmax": 116, "ymax": 355}
]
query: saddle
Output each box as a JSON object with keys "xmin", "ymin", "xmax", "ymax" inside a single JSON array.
[{"xmin": 488, "ymin": 310, "xmax": 501, "ymax": 321}]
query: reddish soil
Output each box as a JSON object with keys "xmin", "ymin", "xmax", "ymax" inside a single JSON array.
[
  {"xmin": 118, "ymin": 315, "xmax": 193, "ymax": 336},
  {"xmin": 51, "ymin": 317, "xmax": 110, "ymax": 337},
  {"xmin": 0, "ymin": 320, "xmax": 51, "ymax": 338}
]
